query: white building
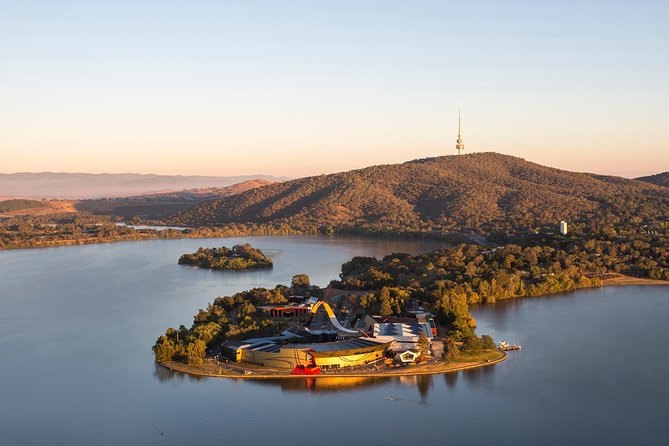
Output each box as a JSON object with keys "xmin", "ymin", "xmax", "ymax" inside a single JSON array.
[
  {"xmin": 361, "ymin": 316, "xmax": 433, "ymax": 352},
  {"xmin": 560, "ymin": 220, "xmax": 568, "ymax": 235}
]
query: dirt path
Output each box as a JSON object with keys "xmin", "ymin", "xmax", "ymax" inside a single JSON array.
[{"xmin": 600, "ymin": 273, "xmax": 669, "ymax": 286}]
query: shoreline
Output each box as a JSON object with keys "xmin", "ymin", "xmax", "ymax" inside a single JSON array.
[
  {"xmin": 599, "ymin": 273, "xmax": 669, "ymax": 287},
  {"xmin": 158, "ymin": 350, "xmax": 507, "ymax": 380},
  {"xmin": 0, "ymin": 228, "xmax": 465, "ymax": 251}
]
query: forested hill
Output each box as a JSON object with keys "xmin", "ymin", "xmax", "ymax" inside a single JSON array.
[
  {"xmin": 637, "ymin": 172, "xmax": 669, "ymax": 188},
  {"xmin": 170, "ymin": 153, "xmax": 669, "ymax": 236}
]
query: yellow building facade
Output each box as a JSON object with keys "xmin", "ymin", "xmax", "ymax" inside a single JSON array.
[{"xmin": 239, "ymin": 341, "xmax": 390, "ymax": 369}]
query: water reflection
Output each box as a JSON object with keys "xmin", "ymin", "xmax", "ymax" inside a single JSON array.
[
  {"xmin": 153, "ymin": 360, "xmax": 496, "ymax": 399},
  {"xmin": 471, "ymin": 292, "xmax": 577, "ymax": 336},
  {"xmin": 242, "ymin": 374, "xmax": 441, "ymax": 401},
  {"xmin": 462, "ymin": 365, "xmax": 495, "ymax": 389},
  {"xmin": 153, "ymin": 363, "xmax": 207, "ymax": 382},
  {"xmin": 153, "ymin": 363, "xmax": 176, "ymax": 383},
  {"xmin": 417, "ymin": 375, "xmax": 432, "ymax": 401},
  {"xmin": 444, "ymin": 371, "xmax": 458, "ymax": 388},
  {"xmin": 248, "ymin": 376, "xmax": 391, "ymax": 393}
]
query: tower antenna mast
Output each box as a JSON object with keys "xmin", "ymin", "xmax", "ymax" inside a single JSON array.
[{"xmin": 456, "ymin": 109, "xmax": 465, "ymax": 155}]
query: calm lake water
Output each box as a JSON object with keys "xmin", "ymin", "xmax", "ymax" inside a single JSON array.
[{"xmin": 1, "ymin": 236, "xmax": 668, "ymax": 445}]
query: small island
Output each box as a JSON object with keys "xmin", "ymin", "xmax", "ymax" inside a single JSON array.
[{"xmin": 178, "ymin": 243, "xmax": 273, "ymax": 270}]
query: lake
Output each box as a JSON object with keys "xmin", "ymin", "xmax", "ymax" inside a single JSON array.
[{"xmin": 1, "ymin": 236, "xmax": 668, "ymax": 445}]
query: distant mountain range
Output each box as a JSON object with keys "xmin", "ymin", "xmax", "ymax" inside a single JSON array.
[
  {"xmin": 0, "ymin": 179, "xmax": 277, "ymax": 220},
  {"xmin": 74, "ymin": 179, "xmax": 278, "ymax": 220},
  {"xmin": 170, "ymin": 153, "xmax": 669, "ymax": 235},
  {"xmin": 0, "ymin": 172, "xmax": 287, "ymax": 199}
]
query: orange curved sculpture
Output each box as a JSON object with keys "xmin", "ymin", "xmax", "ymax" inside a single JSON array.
[{"xmin": 310, "ymin": 301, "xmax": 359, "ymax": 334}]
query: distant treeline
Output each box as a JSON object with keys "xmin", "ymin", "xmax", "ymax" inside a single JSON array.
[
  {"xmin": 0, "ymin": 199, "xmax": 50, "ymax": 213},
  {"xmin": 0, "ymin": 214, "xmax": 308, "ymax": 250}
]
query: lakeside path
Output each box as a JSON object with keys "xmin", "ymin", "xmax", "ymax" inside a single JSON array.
[
  {"xmin": 159, "ymin": 350, "xmax": 506, "ymax": 380},
  {"xmin": 600, "ymin": 273, "xmax": 669, "ymax": 286}
]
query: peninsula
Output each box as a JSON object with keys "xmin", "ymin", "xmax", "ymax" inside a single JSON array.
[
  {"xmin": 153, "ymin": 272, "xmax": 506, "ymax": 378},
  {"xmin": 155, "ymin": 225, "xmax": 668, "ymax": 379}
]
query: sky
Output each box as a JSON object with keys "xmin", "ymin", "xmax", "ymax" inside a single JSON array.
[{"xmin": 1, "ymin": 0, "xmax": 667, "ymax": 178}]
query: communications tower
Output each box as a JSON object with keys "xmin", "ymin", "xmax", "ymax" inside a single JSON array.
[{"xmin": 455, "ymin": 110, "xmax": 465, "ymax": 155}]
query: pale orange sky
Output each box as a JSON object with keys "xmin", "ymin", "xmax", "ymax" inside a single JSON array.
[
  {"xmin": 3, "ymin": 104, "xmax": 666, "ymax": 178},
  {"xmin": 2, "ymin": 1, "xmax": 667, "ymax": 179}
]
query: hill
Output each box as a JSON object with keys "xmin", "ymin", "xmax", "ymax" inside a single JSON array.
[
  {"xmin": 124, "ymin": 179, "xmax": 275, "ymax": 201},
  {"xmin": 637, "ymin": 172, "xmax": 669, "ymax": 188},
  {"xmin": 0, "ymin": 172, "xmax": 286, "ymax": 199},
  {"xmin": 170, "ymin": 153, "xmax": 669, "ymax": 237},
  {"xmin": 74, "ymin": 179, "xmax": 276, "ymax": 220}
]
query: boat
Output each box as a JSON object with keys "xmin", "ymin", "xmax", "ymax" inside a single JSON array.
[{"xmin": 499, "ymin": 340, "xmax": 522, "ymax": 351}]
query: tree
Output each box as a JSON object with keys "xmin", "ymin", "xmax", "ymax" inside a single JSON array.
[
  {"xmin": 291, "ymin": 274, "xmax": 311, "ymax": 291},
  {"xmin": 379, "ymin": 287, "xmax": 392, "ymax": 316},
  {"xmin": 481, "ymin": 334, "xmax": 496, "ymax": 350},
  {"xmin": 417, "ymin": 331, "xmax": 430, "ymax": 361},
  {"xmin": 461, "ymin": 332, "xmax": 482, "ymax": 352},
  {"xmin": 443, "ymin": 337, "xmax": 459, "ymax": 362},
  {"xmin": 186, "ymin": 339, "xmax": 207, "ymax": 366},
  {"xmin": 436, "ymin": 289, "xmax": 472, "ymax": 340},
  {"xmin": 359, "ymin": 292, "xmax": 376, "ymax": 310},
  {"xmin": 153, "ymin": 335, "xmax": 176, "ymax": 363}
]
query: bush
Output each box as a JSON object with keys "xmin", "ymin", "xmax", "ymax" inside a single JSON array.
[
  {"xmin": 481, "ymin": 334, "xmax": 496, "ymax": 350},
  {"xmin": 461, "ymin": 333, "xmax": 483, "ymax": 352}
]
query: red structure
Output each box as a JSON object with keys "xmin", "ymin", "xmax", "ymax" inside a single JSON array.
[
  {"xmin": 267, "ymin": 306, "xmax": 310, "ymax": 318},
  {"xmin": 290, "ymin": 351, "xmax": 320, "ymax": 375},
  {"xmin": 290, "ymin": 364, "xmax": 321, "ymax": 375}
]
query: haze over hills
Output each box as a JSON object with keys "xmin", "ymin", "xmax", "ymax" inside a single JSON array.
[
  {"xmin": 170, "ymin": 153, "xmax": 669, "ymax": 235},
  {"xmin": 0, "ymin": 179, "xmax": 277, "ymax": 220},
  {"xmin": 0, "ymin": 172, "xmax": 287, "ymax": 199},
  {"xmin": 123, "ymin": 179, "xmax": 275, "ymax": 201},
  {"xmin": 74, "ymin": 179, "xmax": 277, "ymax": 220},
  {"xmin": 637, "ymin": 172, "xmax": 669, "ymax": 188}
]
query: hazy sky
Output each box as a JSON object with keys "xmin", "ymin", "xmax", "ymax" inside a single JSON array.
[{"xmin": 1, "ymin": 0, "xmax": 667, "ymax": 178}]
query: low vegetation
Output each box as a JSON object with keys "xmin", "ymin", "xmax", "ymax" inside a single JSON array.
[{"xmin": 178, "ymin": 244, "xmax": 273, "ymax": 270}]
